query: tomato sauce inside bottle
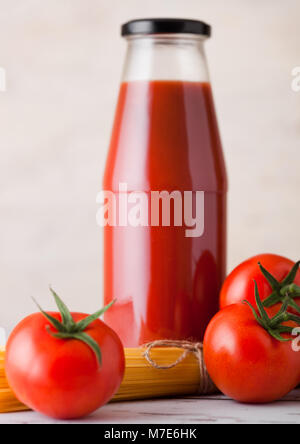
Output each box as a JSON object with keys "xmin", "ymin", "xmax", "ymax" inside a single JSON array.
[{"xmin": 102, "ymin": 20, "xmax": 227, "ymax": 346}]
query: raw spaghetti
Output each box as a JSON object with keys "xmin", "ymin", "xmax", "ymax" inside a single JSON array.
[{"xmin": 0, "ymin": 343, "xmax": 216, "ymax": 413}]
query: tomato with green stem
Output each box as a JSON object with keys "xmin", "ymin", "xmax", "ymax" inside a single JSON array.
[
  {"xmin": 220, "ymin": 254, "xmax": 300, "ymax": 313},
  {"xmin": 5, "ymin": 289, "xmax": 125, "ymax": 419},
  {"xmin": 204, "ymin": 284, "xmax": 300, "ymax": 403}
]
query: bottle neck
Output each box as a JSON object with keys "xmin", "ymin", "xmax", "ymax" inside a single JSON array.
[{"xmin": 122, "ymin": 34, "xmax": 210, "ymax": 83}]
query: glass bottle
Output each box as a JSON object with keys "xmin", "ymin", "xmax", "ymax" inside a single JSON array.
[{"xmin": 102, "ymin": 19, "xmax": 227, "ymax": 346}]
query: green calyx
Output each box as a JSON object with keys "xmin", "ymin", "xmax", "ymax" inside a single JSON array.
[
  {"xmin": 260, "ymin": 261, "xmax": 300, "ymax": 312},
  {"xmin": 33, "ymin": 288, "xmax": 115, "ymax": 366},
  {"xmin": 244, "ymin": 282, "xmax": 300, "ymax": 342}
]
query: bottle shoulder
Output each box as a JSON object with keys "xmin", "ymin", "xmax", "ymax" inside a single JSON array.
[{"xmin": 103, "ymin": 81, "xmax": 228, "ymax": 192}]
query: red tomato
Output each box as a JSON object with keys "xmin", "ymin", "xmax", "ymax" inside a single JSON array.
[
  {"xmin": 204, "ymin": 303, "xmax": 300, "ymax": 403},
  {"xmin": 220, "ymin": 254, "xmax": 300, "ymax": 310},
  {"xmin": 5, "ymin": 312, "xmax": 125, "ymax": 419}
]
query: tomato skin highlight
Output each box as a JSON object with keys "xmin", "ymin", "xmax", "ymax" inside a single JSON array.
[
  {"xmin": 203, "ymin": 303, "xmax": 300, "ymax": 403},
  {"xmin": 220, "ymin": 254, "xmax": 300, "ymax": 311},
  {"xmin": 5, "ymin": 312, "xmax": 125, "ymax": 419}
]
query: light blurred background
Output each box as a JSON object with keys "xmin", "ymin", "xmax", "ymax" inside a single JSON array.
[{"xmin": 0, "ymin": 0, "xmax": 299, "ymax": 330}]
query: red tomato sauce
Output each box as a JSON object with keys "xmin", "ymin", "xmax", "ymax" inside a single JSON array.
[{"xmin": 103, "ymin": 81, "xmax": 227, "ymax": 346}]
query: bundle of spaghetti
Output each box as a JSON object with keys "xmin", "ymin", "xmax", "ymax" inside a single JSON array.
[
  {"xmin": 113, "ymin": 344, "xmax": 215, "ymax": 401},
  {"xmin": 0, "ymin": 345, "xmax": 216, "ymax": 413},
  {"xmin": 0, "ymin": 349, "xmax": 28, "ymax": 412}
]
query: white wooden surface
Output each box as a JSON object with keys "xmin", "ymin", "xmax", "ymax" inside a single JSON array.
[{"xmin": 0, "ymin": 390, "xmax": 299, "ymax": 424}]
